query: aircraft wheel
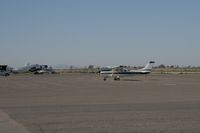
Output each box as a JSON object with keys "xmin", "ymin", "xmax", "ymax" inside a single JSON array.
[
  {"xmin": 114, "ymin": 77, "xmax": 120, "ymax": 80},
  {"xmin": 117, "ymin": 76, "xmax": 120, "ymax": 80}
]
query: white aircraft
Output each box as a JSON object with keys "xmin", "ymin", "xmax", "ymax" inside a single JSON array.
[{"xmin": 100, "ymin": 61, "xmax": 155, "ymax": 81}]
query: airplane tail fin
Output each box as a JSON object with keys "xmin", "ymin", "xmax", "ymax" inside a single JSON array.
[{"xmin": 141, "ymin": 61, "xmax": 155, "ymax": 71}]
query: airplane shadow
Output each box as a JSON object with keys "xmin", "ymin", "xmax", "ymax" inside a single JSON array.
[
  {"xmin": 122, "ymin": 79, "xmax": 142, "ymax": 82},
  {"xmin": 148, "ymin": 78, "xmax": 160, "ymax": 81},
  {"xmin": 121, "ymin": 78, "xmax": 160, "ymax": 82}
]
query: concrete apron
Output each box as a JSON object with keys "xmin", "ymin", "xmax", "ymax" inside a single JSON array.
[{"xmin": 0, "ymin": 110, "xmax": 31, "ymax": 133}]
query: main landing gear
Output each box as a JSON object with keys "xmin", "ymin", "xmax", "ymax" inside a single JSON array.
[
  {"xmin": 103, "ymin": 76, "xmax": 120, "ymax": 81},
  {"xmin": 114, "ymin": 76, "xmax": 120, "ymax": 81}
]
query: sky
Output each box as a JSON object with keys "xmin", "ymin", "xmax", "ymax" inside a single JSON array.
[{"xmin": 0, "ymin": 0, "xmax": 200, "ymax": 68}]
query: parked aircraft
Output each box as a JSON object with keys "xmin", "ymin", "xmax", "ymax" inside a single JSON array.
[
  {"xmin": 34, "ymin": 67, "xmax": 55, "ymax": 74},
  {"xmin": 100, "ymin": 61, "xmax": 155, "ymax": 81},
  {"xmin": 0, "ymin": 65, "xmax": 10, "ymax": 76},
  {"xmin": 13, "ymin": 64, "xmax": 55, "ymax": 74}
]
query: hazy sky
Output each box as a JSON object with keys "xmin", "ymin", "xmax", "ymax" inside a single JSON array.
[{"xmin": 0, "ymin": 0, "xmax": 200, "ymax": 67}]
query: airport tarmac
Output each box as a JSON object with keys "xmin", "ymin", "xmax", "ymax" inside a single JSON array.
[{"xmin": 0, "ymin": 73, "xmax": 200, "ymax": 133}]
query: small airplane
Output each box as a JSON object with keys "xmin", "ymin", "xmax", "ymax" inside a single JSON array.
[
  {"xmin": 13, "ymin": 64, "xmax": 55, "ymax": 74},
  {"xmin": 33, "ymin": 67, "xmax": 55, "ymax": 74},
  {"xmin": 100, "ymin": 61, "xmax": 155, "ymax": 81},
  {"xmin": 0, "ymin": 65, "xmax": 11, "ymax": 76}
]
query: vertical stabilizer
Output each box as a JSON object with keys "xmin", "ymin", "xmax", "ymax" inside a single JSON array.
[{"xmin": 141, "ymin": 61, "xmax": 155, "ymax": 71}]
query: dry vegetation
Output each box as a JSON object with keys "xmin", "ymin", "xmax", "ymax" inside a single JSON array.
[
  {"xmin": 56, "ymin": 66, "xmax": 200, "ymax": 74},
  {"xmin": 153, "ymin": 67, "xmax": 200, "ymax": 74}
]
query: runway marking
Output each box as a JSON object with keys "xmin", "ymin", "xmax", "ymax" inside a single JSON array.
[{"xmin": 0, "ymin": 110, "xmax": 31, "ymax": 133}]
